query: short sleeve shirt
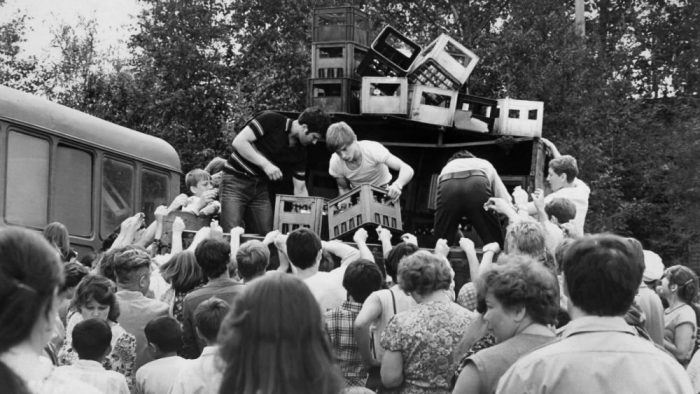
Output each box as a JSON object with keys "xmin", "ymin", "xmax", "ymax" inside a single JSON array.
[
  {"xmin": 664, "ymin": 303, "xmax": 697, "ymax": 362},
  {"xmin": 227, "ymin": 111, "xmax": 307, "ymax": 180},
  {"xmin": 329, "ymin": 140, "xmax": 392, "ymax": 188}
]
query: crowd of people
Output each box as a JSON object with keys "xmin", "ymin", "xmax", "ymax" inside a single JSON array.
[{"xmin": 1, "ymin": 106, "xmax": 699, "ymax": 394}]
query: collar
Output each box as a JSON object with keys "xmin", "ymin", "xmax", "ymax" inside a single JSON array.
[
  {"xmin": 200, "ymin": 346, "xmax": 219, "ymax": 357},
  {"xmin": 285, "ymin": 118, "xmax": 293, "ymax": 134},
  {"xmin": 560, "ymin": 315, "xmax": 636, "ymax": 339},
  {"xmin": 74, "ymin": 359, "xmax": 105, "ymax": 370},
  {"xmin": 116, "ymin": 289, "xmax": 146, "ymax": 299},
  {"xmin": 341, "ymin": 300, "xmax": 362, "ymax": 313},
  {"xmin": 204, "ymin": 277, "xmax": 240, "ymax": 288}
]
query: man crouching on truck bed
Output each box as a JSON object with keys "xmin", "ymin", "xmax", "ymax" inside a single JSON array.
[
  {"xmin": 326, "ymin": 121, "xmax": 414, "ymax": 201},
  {"xmin": 220, "ymin": 107, "xmax": 331, "ymax": 234}
]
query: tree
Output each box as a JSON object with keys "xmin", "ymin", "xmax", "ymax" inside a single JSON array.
[{"xmin": 0, "ymin": 3, "xmax": 39, "ymax": 92}]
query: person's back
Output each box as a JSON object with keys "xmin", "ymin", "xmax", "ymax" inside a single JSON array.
[
  {"xmin": 497, "ymin": 235, "xmax": 692, "ymax": 394},
  {"xmin": 54, "ymin": 318, "xmax": 129, "ymax": 394},
  {"xmin": 135, "ymin": 316, "xmax": 188, "ymax": 394}
]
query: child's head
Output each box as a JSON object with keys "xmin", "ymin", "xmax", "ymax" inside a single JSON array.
[
  {"xmin": 544, "ymin": 198, "xmax": 576, "ymax": 225},
  {"xmin": 145, "ymin": 316, "xmax": 183, "ymax": 358},
  {"xmin": 72, "ymin": 318, "xmax": 112, "ymax": 362},
  {"xmin": 342, "ymin": 259, "xmax": 383, "ymax": 303},
  {"xmin": 186, "ymin": 169, "xmax": 213, "ymax": 197},
  {"xmin": 194, "ymin": 298, "xmax": 230, "ymax": 345},
  {"xmin": 235, "ymin": 240, "xmax": 270, "ymax": 282}
]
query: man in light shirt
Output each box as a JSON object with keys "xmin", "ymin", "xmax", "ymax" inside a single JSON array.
[{"xmin": 135, "ymin": 316, "xmax": 187, "ymax": 394}]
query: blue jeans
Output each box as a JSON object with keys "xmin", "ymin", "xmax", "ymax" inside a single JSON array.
[{"xmin": 220, "ymin": 172, "xmax": 273, "ymax": 235}]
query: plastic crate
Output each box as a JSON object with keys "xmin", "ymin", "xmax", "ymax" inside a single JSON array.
[
  {"xmin": 161, "ymin": 211, "xmax": 211, "ymax": 247},
  {"xmin": 327, "ymin": 184, "xmax": 402, "ymax": 240},
  {"xmin": 454, "ymin": 94, "xmax": 497, "ymax": 132},
  {"xmin": 410, "ymin": 34, "xmax": 479, "ymax": 86},
  {"xmin": 407, "ymin": 58, "xmax": 461, "ymax": 91},
  {"xmin": 493, "ymin": 98, "xmax": 544, "ymax": 137},
  {"xmin": 370, "ymin": 25, "xmax": 421, "ymax": 72},
  {"xmin": 308, "ymin": 78, "xmax": 361, "ymax": 114},
  {"xmin": 273, "ymin": 195, "xmax": 326, "ymax": 235},
  {"xmin": 356, "ymin": 49, "xmax": 407, "ymax": 77},
  {"xmin": 311, "ymin": 42, "xmax": 367, "ymax": 79},
  {"xmin": 360, "ymin": 76, "xmax": 408, "ymax": 115},
  {"xmin": 408, "ymin": 85, "xmax": 458, "ymax": 126},
  {"xmin": 312, "ymin": 6, "xmax": 370, "ymax": 46}
]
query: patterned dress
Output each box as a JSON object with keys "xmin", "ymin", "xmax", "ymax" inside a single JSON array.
[
  {"xmin": 57, "ymin": 312, "xmax": 137, "ymax": 391},
  {"xmin": 380, "ymin": 300, "xmax": 475, "ymax": 394}
]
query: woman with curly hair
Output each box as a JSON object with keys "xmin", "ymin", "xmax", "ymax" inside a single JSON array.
[
  {"xmin": 452, "ymin": 255, "xmax": 559, "ymax": 394},
  {"xmin": 57, "ymin": 274, "xmax": 137, "ymax": 390},
  {"xmin": 218, "ymin": 272, "xmax": 344, "ymax": 394},
  {"xmin": 380, "ymin": 251, "xmax": 475, "ymax": 394}
]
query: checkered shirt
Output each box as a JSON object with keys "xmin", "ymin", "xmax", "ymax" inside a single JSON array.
[
  {"xmin": 457, "ymin": 282, "xmax": 479, "ymax": 311},
  {"xmin": 325, "ymin": 300, "xmax": 367, "ymax": 387}
]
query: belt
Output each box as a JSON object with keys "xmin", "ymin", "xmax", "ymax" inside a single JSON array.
[{"xmin": 438, "ymin": 169, "xmax": 487, "ymax": 183}]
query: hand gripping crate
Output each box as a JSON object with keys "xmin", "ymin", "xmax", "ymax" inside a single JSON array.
[
  {"xmin": 311, "ymin": 42, "xmax": 368, "ymax": 79},
  {"xmin": 274, "ymin": 195, "xmax": 326, "ymax": 235},
  {"xmin": 409, "ymin": 34, "xmax": 479, "ymax": 86},
  {"xmin": 312, "ymin": 6, "xmax": 371, "ymax": 46},
  {"xmin": 327, "ymin": 184, "xmax": 402, "ymax": 240},
  {"xmin": 408, "ymin": 85, "xmax": 458, "ymax": 126},
  {"xmin": 357, "ymin": 25, "xmax": 421, "ymax": 77},
  {"xmin": 308, "ymin": 77, "xmax": 361, "ymax": 114},
  {"xmin": 360, "ymin": 76, "xmax": 408, "ymax": 115},
  {"xmin": 493, "ymin": 98, "xmax": 544, "ymax": 137},
  {"xmin": 453, "ymin": 94, "xmax": 498, "ymax": 132}
]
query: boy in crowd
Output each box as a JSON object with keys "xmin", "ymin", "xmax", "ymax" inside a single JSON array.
[
  {"xmin": 170, "ymin": 168, "xmax": 220, "ymax": 216},
  {"xmin": 54, "ymin": 319, "xmax": 130, "ymax": 394},
  {"xmin": 170, "ymin": 298, "xmax": 231, "ymax": 394},
  {"xmin": 325, "ymin": 259, "xmax": 384, "ymax": 387},
  {"xmin": 135, "ymin": 316, "xmax": 188, "ymax": 394},
  {"xmin": 235, "ymin": 239, "xmax": 271, "ymax": 282}
]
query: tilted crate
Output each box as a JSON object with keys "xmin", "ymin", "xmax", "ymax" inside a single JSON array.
[
  {"xmin": 408, "ymin": 85, "xmax": 458, "ymax": 126},
  {"xmin": 308, "ymin": 77, "xmax": 361, "ymax": 114},
  {"xmin": 493, "ymin": 98, "xmax": 544, "ymax": 137},
  {"xmin": 360, "ymin": 76, "xmax": 408, "ymax": 115},
  {"xmin": 357, "ymin": 25, "xmax": 421, "ymax": 77},
  {"xmin": 273, "ymin": 195, "xmax": 326, "ymax": 235},
  {"xmin": 410, "ymin": 34, "xmax": 479, "ymax": 86},
  {"xmin": 327, "ymin": 184, "xmax": 402, "ymax": 240},
  {"xmin": 407, "ymin": 58, "xmax": 461, "ymax": 91},
  {"xmin": 312, "ymin": 6, "xmax": 371, "ymax": 46},
  {"xmin": 454, "ymin": 94, "xmax": 498, "ymax": 132},
  {"xmin": 311, "ymin": 42, "xmax": 368, "ymax": 80}
]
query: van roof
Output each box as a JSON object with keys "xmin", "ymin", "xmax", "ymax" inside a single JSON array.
[{"xmin": 0, "ymin": 85, "xmax": 181, "ymax": 173}]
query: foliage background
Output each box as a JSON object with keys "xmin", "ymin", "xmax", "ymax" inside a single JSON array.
[{"xmin": 1, "ymin": 0, "xmax": 698, "ymax": 264}]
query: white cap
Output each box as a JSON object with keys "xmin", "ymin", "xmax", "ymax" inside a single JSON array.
[{"xmin": 643, "ymin": 250, "xmax": 664, "ymax": 282}]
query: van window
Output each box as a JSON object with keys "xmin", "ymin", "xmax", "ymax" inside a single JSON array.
[
  {"xmin": 142, "ymin": 169, "xmax": 169, "ymax": 224},
  {"xmin": 6, "ymin": 131, "xmax": 49, "ymax": 228},
  {"xmin": 101, "ymin": 158, "xmax": 134, "ymax": 238},
  {"xmin": 54, "ymin": 145, "xmax": 93, "ymax": 236}
]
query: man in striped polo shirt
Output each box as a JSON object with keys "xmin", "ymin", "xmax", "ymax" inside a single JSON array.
[{"xmin": 220, "ymin": 107, "xmax": 330, "ymax": 234}]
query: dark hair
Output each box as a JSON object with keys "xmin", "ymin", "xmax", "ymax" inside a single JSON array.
[
  {"xmin": 60, "ymin": 262, "xmax": 89, "ymax": 292},
  {"xmin": 0, "ymin": 228, "xmax": 64, "ymax": 394},
  {"xmin": 218, "ymin": 272, "xmax": 343, "ymax": 394},
  {"xmin": 343, "ymin": 260, "xmax": 383, "ymax": 303},
  {"xmin": 145, "ymin": 316, "xmax": 182, "ymax": 354},
  {"xmin": 562, "ymin": 234, "xmax": 643, "ymax": 316},
  {"xmin": 195, "ymin": 238, "xmax": 231, "ymax": 279},
  {"xmin": 43, "ymin": 221, "xmax": 72, "ymax": 261},
  {"xmin": 385, "ymin": 242, "xmax": 419, "ymax": 284},
  {"xmin": 447, "ymin": 149, "xmax": 476, "ymax": 162},
  {"xmin": 236, "ymin": 240, "xmax": 270, "ymax": 281},
  {"xmin": 112, "ymin": 246, "xmax": 151, "ymax": 285},
  {"xmin": 665, "ymin": 265, "xmax": 699, "ymax": 305},
  {"xmin": 286, "ymin": 228, "xmax": 322, "ymax": 270},
  {"xmin": 185, "ymin": 168, "xmax": 211, "ymax": 190},
  {"xmin": 397, "ymin": 251, "xmax": 453, "ymax": 296},
  {"xmin": 194, "ymin": 298, "xmax": 230, "ymax": 343},
  {"xmin": 79, "ymin": 251, "xmax": 98, "ymax": 269},
  {"xmin": 548, "ymin": 155, "xmax": 578, "ymax": 182},
  {"xmin": 160, "ymin": 251, "xmax": 204, "ymax": 293},
  {"xmin": 545, "ymin": 198, "xmax": 576, "ymax": 224},
  {"xmin": 71, "ymin": 275, "xmax": 121, "ymax": 323},
  {"xmin": 97, "ymin": 247, "xmax": 120, "ymax": 281},
  {"xmin": 298, "ymin": 106, "xmax": 331, "ymax": 138},
  {"xmin": 477, "ymin": 254, "xmax": 560, "ymax": 326},
  {"xmin": 72, "ymin": 318, "xmax": 112, "ymax": 361}
]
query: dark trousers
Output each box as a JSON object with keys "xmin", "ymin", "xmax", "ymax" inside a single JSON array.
[
  {"xmin": 220, "ymin": 172, "xmax": 273, "ymax": 235},
  {"xmin": 433, "ymin": 175, "xmax": 504, "ymax": 247}
]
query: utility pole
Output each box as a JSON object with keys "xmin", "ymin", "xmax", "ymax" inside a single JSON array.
[{"xmin": 575, "ymin": 0, "xmax": 585, "ymax": 37}]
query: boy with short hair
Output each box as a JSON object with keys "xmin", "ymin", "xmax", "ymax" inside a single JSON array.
[
  {"xmin": 170, "ymin": 298, "xmax": 231, "ymax": 394},
  {"xmin": 171, "ymin": 168, "xmax": 220, "ymax": 216},
  {"xmin": 54, "ymin": 318, "xmax": 130, "ymax": 394},
  {"xmin": 325, "ymin": 259, "xmax": 384, "ymax": 387},
  {"xmin": 235, "ymin": 239, "xmax": 270, "ymax": 282},
  {"xmin": 135, "ymin": 316, "xmax": 188, "ymax": 394}
]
